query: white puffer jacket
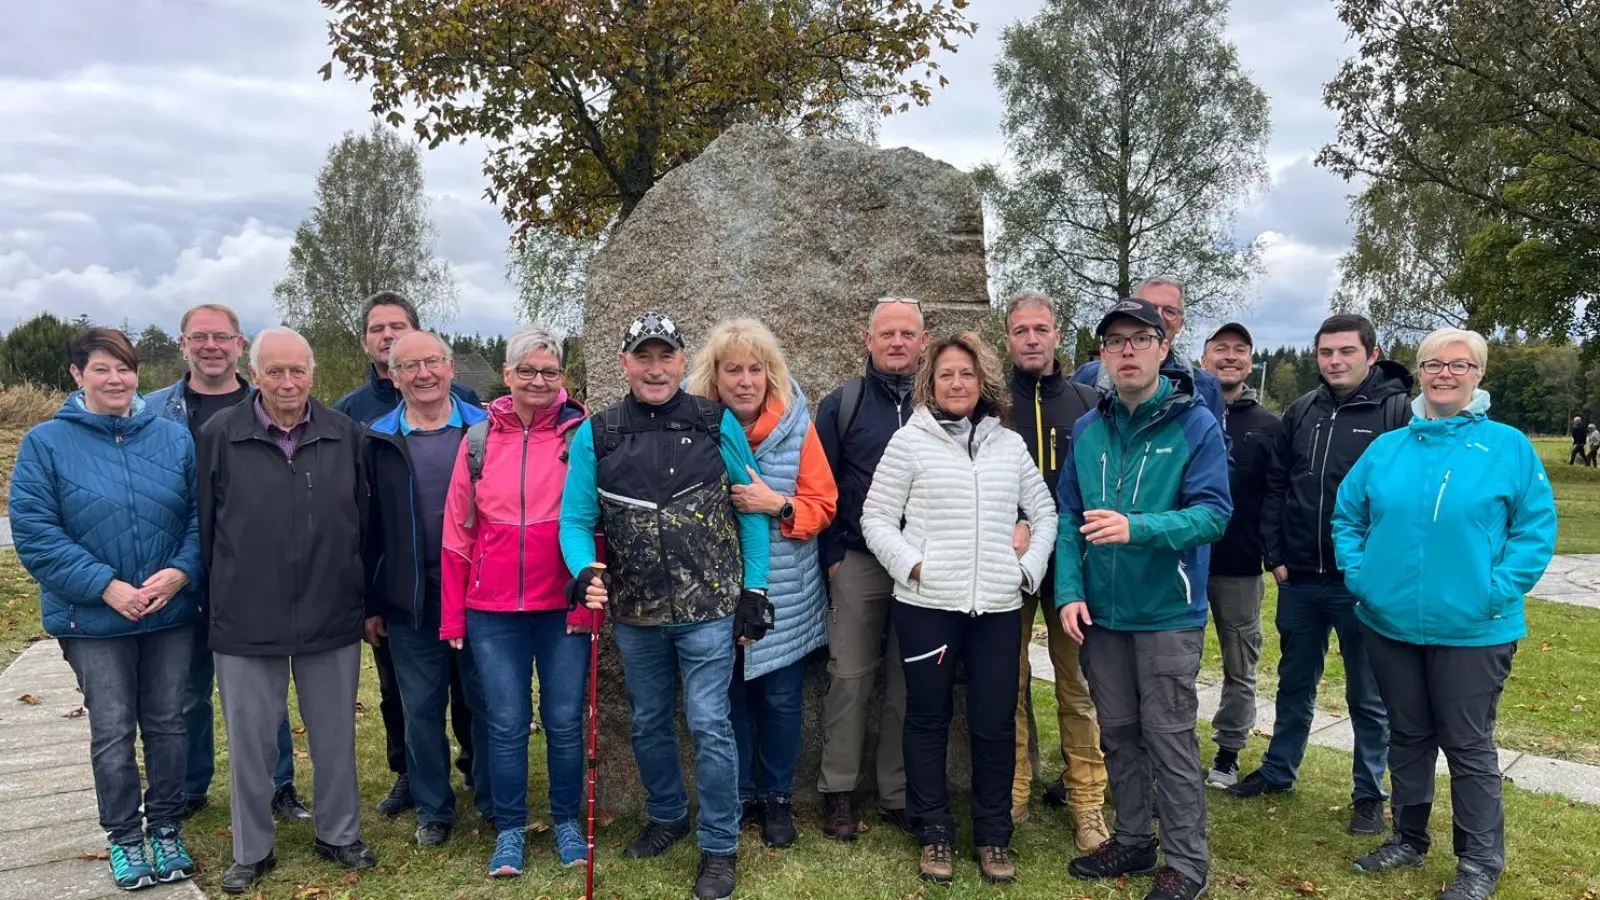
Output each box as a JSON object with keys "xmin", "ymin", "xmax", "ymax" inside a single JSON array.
[{"xmin": 861, "ymin": 406, "xmax": 1057, "ymax": 614}]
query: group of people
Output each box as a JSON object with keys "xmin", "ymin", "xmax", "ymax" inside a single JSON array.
[
  {"xmin": 1568, "ymin": 416, "xmax": 1599, "ymax": 466},
  {"xmin": 6, "ymin": 278, "xmax": 1556, "ymax": 900}
]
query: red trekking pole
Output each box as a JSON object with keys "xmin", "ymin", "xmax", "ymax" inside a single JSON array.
[{"xmin": 585, "ymin": 563, "xmax": 605, "ymax": 900}]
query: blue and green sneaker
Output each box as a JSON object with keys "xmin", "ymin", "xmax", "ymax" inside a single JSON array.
[
  {"xmin": 108, "ymin": 840, "xmax": 156, "ymax": 891},
  {"xmin": 148, "ymin": 825, "xmax": 195, "ymax": 882}
]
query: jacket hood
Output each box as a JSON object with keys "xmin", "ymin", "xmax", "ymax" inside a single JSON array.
[
  {"xmin": 1409, "ymin": 387, "xmax": 1491, "ymax": 424},
  {"xmin": 485, "ymin": 390, "xmax": 587, "ymax": 435},
  {"xmin": 56, "ymin": 390, "xmax": 153, "ymax": 435},
  {"xmin": 1095, "ymin": 372, "xmax": 1196, "ymax": 421},
  {"xmin": 369, "ymin": 393, "xmax": 489, "ymax": 436},
  {"xmin": 1321, "ymin": 358, "xmax": 1414, "ymax": 404},
  {"xmin": 1230, "ymin": 386, "xmax": 1261, "ymax": 407},
  {"xmin": 910, "ymin": 404, "xmax": 1002, "ymax": 447}
]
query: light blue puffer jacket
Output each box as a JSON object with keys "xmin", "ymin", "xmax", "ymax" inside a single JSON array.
[{"xmin": 744, "ymin": 383, "xmax": 829, "ymax": 679}]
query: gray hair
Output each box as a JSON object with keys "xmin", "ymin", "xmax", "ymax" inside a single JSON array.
[
  {"xmin": 867, "ymin": 296, "xmax": 925, "ymax": 332},
  {"xmin": 506, "ymin": 325, "xmax": 565, "ymax": 369},
  {"xmin": 248, "ymin": 326, "xmax": 314, "ymax": 370},
  {"xmin": 386, "ymin": 331, "xmax": 453, "ymax": 369},
  {"xmin": 1417, "ymin": 327, "xmax": 1489, "ymax": 373},
  {"xmin": 1005, "ymin": 290, "xmax": 1056, "ymax": 327},
  {"xmin": 1135, "ymin": 276, "xmax": 1186, "ymax": 303}
]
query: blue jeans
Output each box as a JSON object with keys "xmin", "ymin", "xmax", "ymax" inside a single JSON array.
[
  {"xmin": 468, "ymin": 608, "xmax": 589, "ymax": 829},
  {"xmin": 184, "ymin": 614, "xmax": 294, "ymax": 799},
  {"xmin": 1260, "ymin": 577, "xmax": 1390, "ymax": 802},
  {"xmin": 62, "ymin": 625, "xmax": 192, "ymax": 844},
  {"xmin": 388, "ymin": 613, "xmax": 492, "ymax": 826},
  {"xmin": 729, "ymin": 656, "xmax": 806, "ymax": 801},
  {"xmin": 612, "ymin": 618, "xmax": 739, "ymax": 854}
]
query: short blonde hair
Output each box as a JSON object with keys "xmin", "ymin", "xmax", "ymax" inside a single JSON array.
[
  {"xmin": 1417, "ymin": 327, "xmax": 1489, "ymax": 373},
  {"xmin": 179, "ymin": 303, "xmax": 242, "ymax": 336},
  {"xmin": 688, "ymin": 319, "xmax": 795, "ymax": 412},
  {"xmin": 914, "ymin": 332, "xmax": 1011, "ymax": 423}
]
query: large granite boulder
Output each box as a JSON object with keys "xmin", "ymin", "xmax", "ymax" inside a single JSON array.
[{"xmin": 582, "ymin": 125, "xmax": 996, "ymax": 815}]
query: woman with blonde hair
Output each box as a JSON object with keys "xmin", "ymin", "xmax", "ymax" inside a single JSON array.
[
  {"xmin": 687, "ymin": 318, "xmax": 838, "ymax": 849},
  {"xmin": 1332, "ymin": 327, "xmax": 1556, "ymax": 900},
  {"xmin": 859, "ymin": 332, "xmax": 1056, "ymax": 885}
]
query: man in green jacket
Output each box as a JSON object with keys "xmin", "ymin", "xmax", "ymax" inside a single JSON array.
[{"xmin": 1054, "ymin": 298, "xmax": 1232, "ymax": 900}]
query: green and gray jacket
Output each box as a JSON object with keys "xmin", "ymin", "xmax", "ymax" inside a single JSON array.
[{"xmin": 1054, "ymin": 374, "xmax": 1232, "ymax": 631}]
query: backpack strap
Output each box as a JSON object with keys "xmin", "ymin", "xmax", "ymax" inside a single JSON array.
[
  {"xmin": 1382, "ymin": 392, "xmax": 1410, "ymax": 433},
  {"xmin": 689, "ymin": 395, "xmax": 724, "ymax": 440},
  {"xmin": 835, "ymin": 376, "xmax": 866, "ymax": 440},
  {"xmin": 462, "ymin": 420, "xmax": 491, "ymax": 529}
]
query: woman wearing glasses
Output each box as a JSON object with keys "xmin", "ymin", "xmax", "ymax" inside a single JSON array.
[
  {"xmin": 1331, "ymin": 328, "xmax": 1556, "ymax": 900},
  {"xmin": 439, "ymin": 325, "xmax": 594, "ymax": 877}
]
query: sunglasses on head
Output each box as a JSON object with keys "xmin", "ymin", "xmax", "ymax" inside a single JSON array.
[{"xmin": 874, "ymin": 296, "xmax": 922, "ymax": 307}]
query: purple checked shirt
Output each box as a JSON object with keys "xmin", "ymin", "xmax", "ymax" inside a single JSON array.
[{"xmin": 253, "ymin": 394, "xmax": 311, "ymax": 458}]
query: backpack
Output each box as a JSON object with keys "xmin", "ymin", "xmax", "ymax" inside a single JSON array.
[
  {"xmin": 593, "ymin": 394, "xmax": 723, "ymax": 460},
  {"xmin": 834, "ymin": 376, "xmax": 866, "ymax": 439},
  {"xmin": 462, "ymin": 416, "xmax": 579, "ymax": 528}
]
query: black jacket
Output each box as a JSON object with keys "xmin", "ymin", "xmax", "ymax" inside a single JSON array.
[
  {"xmin": 816, "ymin": 362, "xmax": 917, "ymax": 570},
  {"xmin": 1260, "ymin": 360, "xmax": 1414, "ymax": 577},
  {"xmin": 197, "ymin": 396, "xmax": 368, "ymax": 656},
  {"xmin": 333, "ymin": 363, "xmax": 482, "ymax": 426},
  {"xmin": 1009, "ymin": 359, "xmax": 1099, "ymax": 503},
  {"xmin": 1211, "ymin": 388, "xmax": 1281, "ymax": 577}
]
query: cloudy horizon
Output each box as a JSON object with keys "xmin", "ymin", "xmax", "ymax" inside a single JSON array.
[{"xmin": 0, "ymin": 0, "xmax": 1359, "ymax": 351}]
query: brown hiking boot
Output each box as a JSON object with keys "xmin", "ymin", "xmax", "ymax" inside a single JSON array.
[
  {"xmin": 821, "ymin": 791, "xmax": 858, "ymax": 842},
  {"xmin": 919, "ymin": 843, "xmax": 954, "ymax": 883},
  {"xmin": 1012, "ymin": 801, "xmax": 1030, "ymax": 825},
  {"xmin": 975, "ymin": 845, "xmax": 1017, "ymax": 884},
  {"xmin": 1074, "ymin": 807, "xmax": 1110, "ymax": 852}
]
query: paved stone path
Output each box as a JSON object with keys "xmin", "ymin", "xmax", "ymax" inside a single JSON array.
[
  {"xmin": 0, "ymin": 640, "xmax": 202, "ymax": 900},
  {"xmin": 0, "ymin": 515, "xmax": 10, "ymax": 550},
  {"xmin": 1027, "ymin": 643, "xmax": 1600, "ymax": 806},
  {"xmin": 1531, "ymin": 554, "xmax": 1600, "ymax": 609}
]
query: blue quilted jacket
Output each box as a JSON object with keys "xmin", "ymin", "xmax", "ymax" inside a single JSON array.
[{"xmin": 8, "ymin": 393, "xmax": 203, "ymax": 638}]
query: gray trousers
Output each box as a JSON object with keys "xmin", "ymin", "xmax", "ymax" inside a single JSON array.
[
  {"xmin": 215, "ymin": 642, "xmax": 362, "ymax": 865},
  {"xmin": 1080, "ymin": 627, "xmax": 1209, "ymax": 884},
  {"xmin": 817, "ymin": 550, "xmax": 907, "ymax": 806},
  {"xmin": 1206, "ymin": 575, "xmax": 1264, "ymax": 752}
]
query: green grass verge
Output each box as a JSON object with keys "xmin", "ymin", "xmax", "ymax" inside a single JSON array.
[
  {"xmin": 0, "ymin": 549, "xmax": 47, "ymax": 667},
  {"xmin": 1532, "ymin": 438, "xmax": 1600, "ymax": 555}
]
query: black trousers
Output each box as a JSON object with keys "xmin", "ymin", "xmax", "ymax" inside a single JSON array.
[
  {"xmin": 1360, "ymin": 623, "xmax": 1515, "ymax": 876},
  {"xmin": 372, "ymin": 636, "xmax": 475, "ymax": 776},
  {"xmin": 892, "ymin": 602, "xmax": 1020, "ymax": 848}
]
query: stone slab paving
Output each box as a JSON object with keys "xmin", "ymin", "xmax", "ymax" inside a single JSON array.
[
  {"xmin": 1027, "ymin": 642, "xmax": 1600, "ymax": 806},
  {"xmin": 0, "ymin": 640, "xmax": 201, "ymax": 899},
  {"xmin": 1530, "ymin": 554, "xmax": 1600, "ymax": 609},
  {"xmin": 0, "ymin": 516, "xmax": 11, "ymax": 550}
]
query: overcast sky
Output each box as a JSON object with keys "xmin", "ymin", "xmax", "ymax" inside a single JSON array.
[{"xmin": 0, "ymin": 0, "xmax": 1357, "ymax": 350}]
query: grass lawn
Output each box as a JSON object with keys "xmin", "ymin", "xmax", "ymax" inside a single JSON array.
[
  {"xmin": 1531, "ymin": 439, "xmax": 1600, "ymax": 556},
  {"xmin": 0, "ymin": 426, "xmax": 23, "ymax": 515},
  {"xmin": 0, "ymin": 549, "xmax": 47, "ymax": 666}
]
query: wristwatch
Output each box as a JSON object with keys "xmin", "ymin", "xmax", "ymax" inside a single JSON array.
[{"xmin": 779, "ymin": 499, "xmax": 795, "ymax": 522}]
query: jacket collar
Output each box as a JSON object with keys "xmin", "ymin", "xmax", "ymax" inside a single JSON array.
[
  {"xmin": 910, "ymin": 404, "xmax": 1001, "ymax": 448},
  {"xmin": 1316, "ymin": 358, "xmax": 1414, "ymax": 407},
  {"xmin": 227, "ymin": 393, "xmax": 342, "ymax": 443},
  {"xmin": 365, "ymin": 363, "xmax": 401, "ymax": 404},
  {"xmin": 369, "ymin": 394, "xmax": 487, "ymax": 436},
  {"xmin": 1408, "ymin": 388, "xmax": 1491, "ymax": 435},
  {"xmin": 866, "ymin": 359, "xmax": 916, "ymax": 402},
  {"xmin": 55, "ymin": 391, "xmax": 153, "ymax": 435},
  {"xmin": 1097, "ymin": 373, "xmax": 1196, "ymax": 424},
  {"xmin": 1010, "ymin": 359, "xmax": 1065, "ymax": 398}
]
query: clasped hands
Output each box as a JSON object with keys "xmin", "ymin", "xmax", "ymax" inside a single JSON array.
[{"xmin": 101, "ymin": 568, "xmax": 189, "ymax": 622}]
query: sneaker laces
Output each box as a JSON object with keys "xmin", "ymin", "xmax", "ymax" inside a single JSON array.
[
  {"xmin": 493, "ymin": 829, "xmax": 524, "ymax": 857},
  {"xmin": 150, "ymin": 828, "xmax": 190, "ymax": 866},
  {"xmin": 1074, "ymin": 809, "xmax": 1107, "ymax": 832},
  {"xmin": 555, "ymin": 822, "xmax": 585, "ymax": 851},
  {"xmin": 926, "ymin": 843, "xmax": 953, "ymax": 865},
  {"xmin": 982, "ymin": 845, "xmax": 1012, "ymax": 866},
  {"xmin": 110, "ymin": 841, "xmax": 150, "ymax": 879},
  {"xmin": 1362, "ymin": 838, "xmax": 1417, "ymax": 865}
]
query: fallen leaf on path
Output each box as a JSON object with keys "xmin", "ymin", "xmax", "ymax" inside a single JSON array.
[
  {"xmin": 17, "ymin": 693, "xmax": 39, "ymax": 705},
  {"xmin": 1293, "ymin": 882, "xmax": 1319, "ymax": 895},
  {"xmin": 1116, "ymin": 876, "xmax": 1129, "ymax": 890},
  {"xmin": 291, "ymin": 888, "xmax": 328, "ymax": 900},
  {"xmin": 294, "ymin": 727, "xmax": 307, "ymax": 735},
  {"xmin": 1541, "ymin": 640, "xmax": 1552, "ymax": 651},
  {"xmin": 62, "ymin": 706, "xmax": 85, "ymax": 718},
  {"xmin": 354, "ymin": 702, "xmax": 367, "ymax": 714},
  {"xmin": 1226, "ymin": 874, "xmax": 1254, "ymax": 888},
  {"xmin": 78, "ymin": 849, "xmax": 110, "ymax": 860},
  {"xmin": 293, "ymin": 749, "xmax": 309, "ymax": 760},
  {"xmin": 526, "ymin": 820, "xmax": 550, "ymax": 833},
  {"xmin": 340, "ymin": 873, "xmax": 359, "ymax": 884},
  {"xmin": 215, "ymin": 828, "xmax": 232, "ymax": 838}
]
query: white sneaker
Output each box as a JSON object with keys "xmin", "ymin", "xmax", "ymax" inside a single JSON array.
[{"xmin": 1205, "ymin": 755, "xmax": 1240, "ymax": 789}]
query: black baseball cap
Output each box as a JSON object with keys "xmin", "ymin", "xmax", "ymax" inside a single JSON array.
[
  {"xmin": 621, "ymin": 311, "xmax": 685, "ymax": 352},
  {"xmin": 1095, "ymin": 298, "xmax": 1167, "ymax": 340},
  {"xmin": 1206, "ymin": 322, "xmax": 1254, "ymax": 345}
]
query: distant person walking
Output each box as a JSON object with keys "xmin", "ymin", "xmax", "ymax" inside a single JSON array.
[
  {"xmin": 1586, "ymin": 424, "xmax": 1598, "ymax": 468},
  {"xmin": 1569, "ymin": 416, "xmax": 1586, "ymax": 465}
]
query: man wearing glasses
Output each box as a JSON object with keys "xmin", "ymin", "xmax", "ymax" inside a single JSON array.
[
  {"xmin": 360, "ymin": 331, "xmax": 492, "ymax": 847},
  {"xmin": 147, "ymin": 304, "xmax": 313, "ymax": 824},
  {"xmin": 1071, "ymin": 278, "xmax": 1225, "ymax": 427}
]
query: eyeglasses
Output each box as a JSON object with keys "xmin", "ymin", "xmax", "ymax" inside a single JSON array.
[
  {"xmin": 1419, "ymin": 359, "xmax": 1480, "ymax": 376},
  {"xmin": 874, "ymin": 296, "xmax": 921, "ymax": 307},
  {"xmin": 1101, "ymin": 333, "xmax": 1160, "ymax": 353},
  {"xmin": 184, "ymin": 332, "xmax": 238, "ymax": 345},
  {"xmin": 512, "ymin": 366, "xmax": 563, "ymax": 382},
  {"xmin": 394, "ymin": 356, "xmax": 447, "ymax": 375}
]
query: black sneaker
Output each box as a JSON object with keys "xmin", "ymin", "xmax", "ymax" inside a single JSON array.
[
  {"xmin": 740, "ymin": 798, "xmax": 758, "ymax": 830},
  {"xmin": 377, "ymin": 774, "xmax": 415, "ymax": 818},
  {"xmin": 220, "ymin": 853, "xmax": 275, "ymax": 894},
  {"xmin": 693, "ymin": 850, "xmax": 737, "ymax": 900},
  {"xmin": 1144, "ymin": 866, "xmax": 1208, "ymax": 900},
  {"xmin": 1439, "ymin": 862, "xmax": 1498, "ymax": 900},
  {"xmin": 415, "ymin": 822, "xmax": 452, "ymax": 847},
  {"xmin": 271, "ymin": 784, "xmax": 312, "ymax": 822},
  {"xmin": 183, "ymin": 796, "xmax": 209, "ymax": 819},
  {"xmin": 1353, "ymin": 838, "xmax": 1425, "ymax": 873},
  {"xmin": 821, "ymin": 791, "xmax": 858, "ymax": 842},
  {"xmin": 1205, "ymin": 749, "xmax": 1240, "ymax": 789},
  {"xmin": 623, "ymin": 816, "xmax": 691, "ymax": 859},
  {"xmin": 314, "ymin": 838, "xmax": 378, "ymax": 870},
  {"xmin": 1043, "ymin": 778, "xmax": 1070, "ymax": 807},
  {"xmin": 760, "ymin": 796, "xmax": 796, "ymax": 848},
  {"xmin": 1226, "ymin": 769, "xmax": 1292, "ymax": 799},
  {"xmin": 1348, "ymin": 798, "xmax": 1386, "ymax": 836},
  {"xmin": 877, "ymin": 805, "xmax": 914, "ymax": 836},
  {"xmin": 1069, "ymin": 838, "xmax": 1160, "ymax": 880}
]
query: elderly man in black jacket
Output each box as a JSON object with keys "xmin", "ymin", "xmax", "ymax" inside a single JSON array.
[{"xmin": 197, "ymin": 327, "xmax": 376, "ymax": 895}]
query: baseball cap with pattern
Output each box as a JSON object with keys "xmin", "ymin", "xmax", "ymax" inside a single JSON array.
[{"xmin": 621, "ymin": 311, "xmax": 685, "ymax": 352}]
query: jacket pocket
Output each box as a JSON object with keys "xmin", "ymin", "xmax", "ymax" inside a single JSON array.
[{"xmin": 468, "ymin": 522, "xmax": 526, "ymax": 610}]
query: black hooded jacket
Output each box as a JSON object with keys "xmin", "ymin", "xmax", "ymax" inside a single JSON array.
[
  {"xmin": 1260, "ymin": 359, "xmax": 1414, "ymax": 577},
  {"xmin": 1008, "ymin": 359, "xmax": 1100, "ymax": 505},
  {"xmin": 816, "ymin": 362, "xmax": 916, "ymax": 570},
  {"xmin": 1211, "ymin": 388, "xmax": 1281, "ymax": 577}
]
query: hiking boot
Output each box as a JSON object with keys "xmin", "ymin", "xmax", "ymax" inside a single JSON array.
[
  {"xmin": 220, "ymin": 853, "xmax": 275, "ymax": 894},
  {"xmin": 760, "ymin": 796, "xmax": 797, "ymax": 848},
  {"xmin": 488, "ymin": 828, "xmax": 525, "ymax": 878},
  {"xmin": 1073, "ymin": 807, "xmax": 1111, "ymax": 852},
  {"xmin": 1043, "ymin": 778, "xmax": 1070, "ymax": 807},
  {"xmin": 1144, "ymin": 866, "xmax": 1208, "ymax": 900},
  {"xmin": 1348, "ymin": 798, "xmax": 1387, "ymax": 836},
  {"xmin": 107, "ymin": 839, "xmax": 157, "ymax": 891},
  {"xmin": 1353, "ymin": 838, "xmax": 1425, "ymax": 873},
  {"xmin": 377, "ymin": 774, "xmax": 415, "ymax": 818},
  {"xmin": 415, "ymin": 822, "xmax": 451, "ymax": 847},
  {"xmin": 314, "ymin": 838, "xmax": 378, "ymax": 870},
  {"xmin": 1206, "ymin": 749, "xmax": 1240, "ymax": 789},
  {"xmin": 975, "ymin": 845, "xmax": 1017, "ymax": 883},
  {"xmin": 1069, "ymin": 838, "xmax": 1160, "ymax": 880},
  {"xmin": 148, "ymin": 825, "xmax": 195, "ymax": 883},
  {"xmin": 878, "ymin": 804, "xmax": 914, "ymax": 836},
  {"xmin": 1439, "ymin": 862, "xmax": 1498, "ymax": 900},
  {"xmin": 740, "ymin": 797, "xmax": 759, "ymax": 829},
  {"xmin": 183, "ymin": 796, "xmax": 209, "ymax": 819},
  {"xmin": 1012, "ymin": 800, "xmax": 1031, "ymax": 825},
  {"xmin": 919, "ymin": 843, "xmax": 954, "ymax": 883},
  {"xmin": 1226, "ymin": 769, "xmax": 1292, "ymax": 799},
  {"xmin": 693, "ymin": 850, "xmax": 738, "ymax": 900},
  {"xmin": 555, "ymin": 821, "xmax": 588, "ymax": 867},
  {"xmin": 821, "ymin": 791, "xmax": 858, "ymax": 842},
  {"xmin": 623, "ymin": 816, "xmax": 691, "ymax": 859},
  {"xmin": 271, "ymin": 783, "xmax": 312, "ymax": 821}
]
